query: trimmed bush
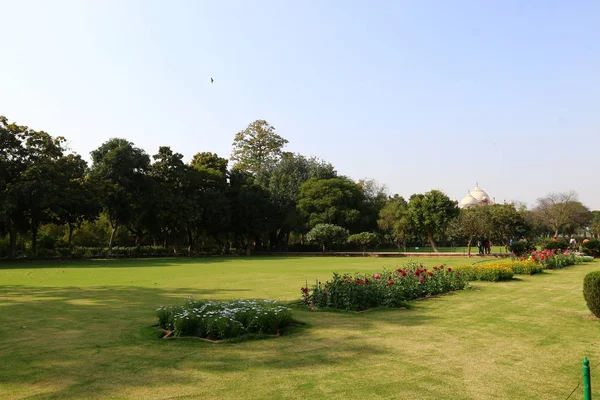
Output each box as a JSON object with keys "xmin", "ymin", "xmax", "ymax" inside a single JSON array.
[
  {"xmin": 583, "ymin": 271, "xmax": 600, "ymax": 317},
  {"xmin": 542, "ymin": 240, "xmax": 569, "ymax": 252},
  {"xmin": 157, "ymin": 299, "xmax": 293, "ymax": 340},
  {"xmin": 302, "ymin": 262, "xmax": 467, "ymax": 311},
  {"xmin": 455, "ymin": 262, "xmax": 514, "ymax": 282},
  {"xmin": 582, "ymin": 239, "xmax": 600, "ymax": 258},
  {"xmin": 508, "ymin": 241, "xmax": 536, "ymax": 257}
]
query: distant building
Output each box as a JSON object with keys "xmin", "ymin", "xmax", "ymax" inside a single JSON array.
[{"xmin": 458, "ymin": 184, "xmax": 494, "ymax": 209}]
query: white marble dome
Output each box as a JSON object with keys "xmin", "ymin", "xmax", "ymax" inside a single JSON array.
[
  {"xmin": 459, "ymin": 192, "xmax": 480, "ymax": 208},
  {"xmin": 459, "ymin": 184, "xmax": 494, "ymax": 208},
  {"xmin": 469, "ymin": 185, "xmax": 490, "ymax": 202}
]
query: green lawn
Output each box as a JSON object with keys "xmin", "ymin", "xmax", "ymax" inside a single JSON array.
[{"xmin": 1, "ymin": 256, "xmax": 599, "ymax": 399}]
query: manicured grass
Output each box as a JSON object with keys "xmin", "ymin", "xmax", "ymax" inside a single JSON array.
[
  {"xmin": 376, "ymin": 246, "xmax": 508, "ymax": 253},
  {"xmin": 1, "ymin": 256, "xmax": 599, "ymax": 399}
]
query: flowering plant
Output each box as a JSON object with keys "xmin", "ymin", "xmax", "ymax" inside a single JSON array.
[
  {"xmin": 156, "ymin": 298, "xmax": 293, "ymax": 340},
  {"xmin": 301, "ymin": 262, "xmax": 467, "ymax": 311}
]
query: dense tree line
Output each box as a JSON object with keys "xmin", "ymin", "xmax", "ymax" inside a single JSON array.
[{"xmin": 0, "ymin": 116, "xmax": 597, "ymax": 258}]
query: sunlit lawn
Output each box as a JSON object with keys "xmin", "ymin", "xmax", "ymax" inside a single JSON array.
[{"xmin": 1, "ymin": 256, "xmax": 599, "ymax": 399}]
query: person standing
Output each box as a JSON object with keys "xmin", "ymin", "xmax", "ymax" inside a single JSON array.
[{"xmin": 486, "ymin": 239, "xmax": 492, "ymax": 254}]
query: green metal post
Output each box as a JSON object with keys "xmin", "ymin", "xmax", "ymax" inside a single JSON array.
[{"xmin": 584, "ymin": 358, "xmax": 592, "ymax": 400}]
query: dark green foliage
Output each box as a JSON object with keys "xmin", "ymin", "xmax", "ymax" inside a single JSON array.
[
  {"xmin": 583, "ymin": 271, "xmax": 600, "ymax": 317},
  {"xmin": 582, "ymin": 239, "xmax": 600, "ymax": 258},
  {"xmin": 542, "ymin": 239, "xmax": 569, "ymax": 252},
  {"xmin": 297, "ymin": 177, "xmax": 368, "ymax": 231},
  {"xmin": 508, "ymin": 241, "xmax": 536, "ymax": 256},
  {"xmin": 306, "ymin": 224, "xmax": 349, "ymax": 252}
]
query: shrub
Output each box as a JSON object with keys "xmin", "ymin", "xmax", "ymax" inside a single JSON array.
[
  {"xmin": 584, "ymin": 271, "xmax": 600, "ymax": 317},
  {"xmin": 455, "ymin": 262, "xmax": 514, "ymax": 282},
  {"xmin": 542, "ymin": 239, "xmax": 570, "ymax": 252},
  {"xmin": 306, "ymin": 224, "xmax": 349, "ymax": 252},
  {"xmin": 347, "ymin": 232, "xmax": 378, "ymax": 254},
  {"xmin": 302, "ymin": 262, "xmax": 467, "ymax": 311},
  {"xmin": 508, "ymin": 241, "xmax": 536, "ymax": 257},
  {"xmin": 156, "ymin": 299, "xmax": 293, "ymax": 340},
  {"xmin": 582, "ymin": 239, "xmax": 600, "ymax": 258}
]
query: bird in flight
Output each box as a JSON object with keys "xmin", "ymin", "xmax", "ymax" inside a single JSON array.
[{"xmin": 211, "ymin": 78, "xmax": 214, "ymax": 84}]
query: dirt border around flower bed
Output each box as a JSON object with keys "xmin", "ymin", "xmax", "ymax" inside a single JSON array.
[{"xmin": 157, "ymin": 322, "xmax": 306, "ymax": 343}]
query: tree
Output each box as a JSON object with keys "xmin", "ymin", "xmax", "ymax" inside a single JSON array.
[
  {"xmin": 89, "ymin": 138, "xmax": 151, "ymax": 253},
  {"xmin": 228, "ymin": 170, "xmax": 271, "ymax": 255},
  {"xmin": 0, "ymin": 116, "xmax": 29, "ymax": 257},
  {"xmin": 449, "ymin": 207, "xmax": 491, "ymax": 256},
  {"xmin": 17, "ymin": 129, "xmax": 67, "ymax": 254},
  {"xmin": 377, "ymin": 195, "xmax": 412, "ymax": 252},
  {"xmin": 256, "ymin": 153, "xmax": 337, "ymax": 250},
  {"xmin": 591, "ymin": 211, "xmax": 600, "ymax": 238},
  {"xmin": 53, "ymin": 154, "xmax": 100, "ymax": 249},
  {"xmin": 357, "ymin": 179, "xmax": 389, "ymax": 231},
  {"xmin": 347, "ymin": 232, "xmax": 378, "ymax": 255},
  {"xmin": 487, "ymin": 204, "xmax": 530, "ymax": 249},
  {"xmin": 297, "ymin": 177, "xmax": 367, "ymax": 232},
  {"xmin": 306, "ymin": 223, "xmax": 349, "ymax": 253},
  {"xmin": 534, "ymin": 192, "xmax": 590, "ymax": 237},
  {"xmin": 230, "ymin": 120, "xmax": 288, "ymax": 174},
  {"xmin": 408, "ymin": 190, "xmax": 459, "ymax": 252}
]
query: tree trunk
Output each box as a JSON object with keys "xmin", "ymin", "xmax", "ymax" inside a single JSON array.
[
  {"xmin": 31, "ymin": 223, "xmax": 39, "ymax": 255},
  {"xmin": 8, "ymin": 225, "xmax": 17, "ymax": 259},
  {"xmin": 246, "ymin": 241, "xmax": 252, "ymax": 256},
  {"xmin": 108, "ymin": 225, "xmax": 118, "ymax": 256},
  {"xmin": 426, "ymin": 230, "xmax": 439, "ymax": 252},
  {"xmin": 68, "ymin": 223, "xmax": 74, "ymax": 251}
]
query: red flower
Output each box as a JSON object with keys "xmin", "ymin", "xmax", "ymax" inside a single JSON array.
[
  {"xmin": 323, "ymin": 291, "xmax": 328, "ymax": 296},
  {"xmin": 415, "ymin": 270, "xmax": 421, "ymax": 276},
  {"xmin": 457, "ymin": 271, "xmax": 461, "ymax": 276},
  {"xmin": 433, "ymin": 266, "xmax": 438, "ymax": 271},
  {"xmin": 387, "ymin": 280, "xmax": 394, "ymax": 286},
  {"xmin": 540, "ymin": 256, "xmax": 545, "ymax": 261},
  {"xmin": 356, "ymin": 279, "xmax": 365, "ymax": 284},
  {"xmin": 428, "ymin": 271, "xmax": 433, "ymax": 276},
  {"xmin": 418, "ymin": 278, "xmax": 424, "ymax": 284},
  {"xmin": 301, "ymin": 287, "xmax": 309, "ymax": 294},
  {"xmin": 365, "ymin": 278, "xmax": 369, "ymax": 284},
  {"xmin": 447, "ymin": 268, "xmax": 452, "ymax": 272},
  {"xmin": 401, "ymin": 271, "xmax": 407, "ymax": 277},
  {"xmin": 439, "ymin": 265, "xmax": 444, "ymax": 269}
]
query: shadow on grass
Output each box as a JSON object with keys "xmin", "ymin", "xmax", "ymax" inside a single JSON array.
[
  {"xmin": 0, "ymin": 256, "xmax": 313, "ymax": 270},
  {"xmin": 0, "ymin": 284, "xmax": 393, "ymax": 399}
]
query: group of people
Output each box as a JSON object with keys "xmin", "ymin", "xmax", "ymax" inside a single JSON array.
[{"xmin": 477, "ymin": 237, "xmax": 492, "ymax": 255}]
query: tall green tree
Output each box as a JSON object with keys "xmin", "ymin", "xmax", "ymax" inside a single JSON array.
[
  {"xmin": 228, "ymin": 170, "xmax": 271, "ymax": 255},
  {"xmin": 377, "ymin": 195, "xmax": 412, "ymax": 251},
  {"xmin": 230, "ymin": 120, "xmax": 288, "ymax": 174},
  {"xmin": 89, "ymin": 138, "xmax": 151, "ymax": 253},
  {"xmin": 17, "ymin": 129, "xmax": 67, "ymax": 254},
  {"xmin": 297, "ymin": 177, "xmax": 367, "ymax": 232},
  {"xmin": 53, "ymin": 154, "xmax": 100, "ymax": 249},
  {"xmin": 0, "ymin": 116, "xmax": 29, "ymax": 257},
  {"xmin": 257, "ymin": 153, "xmax": 337, "ymax": 249},
  {"xmin": 487, "ymin": 204, "xmax": 530, "ymax": 248},
  {"xmin": 408, "ymin": 190, "xmax": 459, "ymax": 252},
  {"xmin": 449, "ymin": 207, "xmax": 492, "ymax": 256}
]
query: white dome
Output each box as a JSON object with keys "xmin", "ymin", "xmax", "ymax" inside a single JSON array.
[
  {"xmin": 469, "ymin": 185, "xmax": 490, "ymax": 202},
  {"xmin": 459, "ymin": 193, "xmax": 479, "ymax": 208}
]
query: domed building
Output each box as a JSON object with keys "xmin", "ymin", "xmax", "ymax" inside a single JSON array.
[{"xmin": 459, "ymin": 184, "xmax": 495, "ymax": 209}]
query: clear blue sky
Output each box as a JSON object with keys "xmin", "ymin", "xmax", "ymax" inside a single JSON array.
[{"xmin": 1, "ymin": 0, "xmax": 599, "ymax": 209}]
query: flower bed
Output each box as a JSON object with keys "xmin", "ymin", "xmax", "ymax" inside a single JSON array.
[
  {"xmin": 454, "ymin": 262, "xmax": 514, "ymax": 282},
  {"xmin": 156, "ymin": 299, "xmax": 294, "ymax": 340},
  {"xmin": 302, "ymin": 262, "xmax": 467, "ymax": 311},
  {"xmin": 527, "ymin": 250, "xmax": 592, "ymax": 269}
]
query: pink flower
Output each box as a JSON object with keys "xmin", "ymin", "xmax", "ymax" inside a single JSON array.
[{"xmin": 373, "ymin": 273, "xmax": 381, "ymax": 279}]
